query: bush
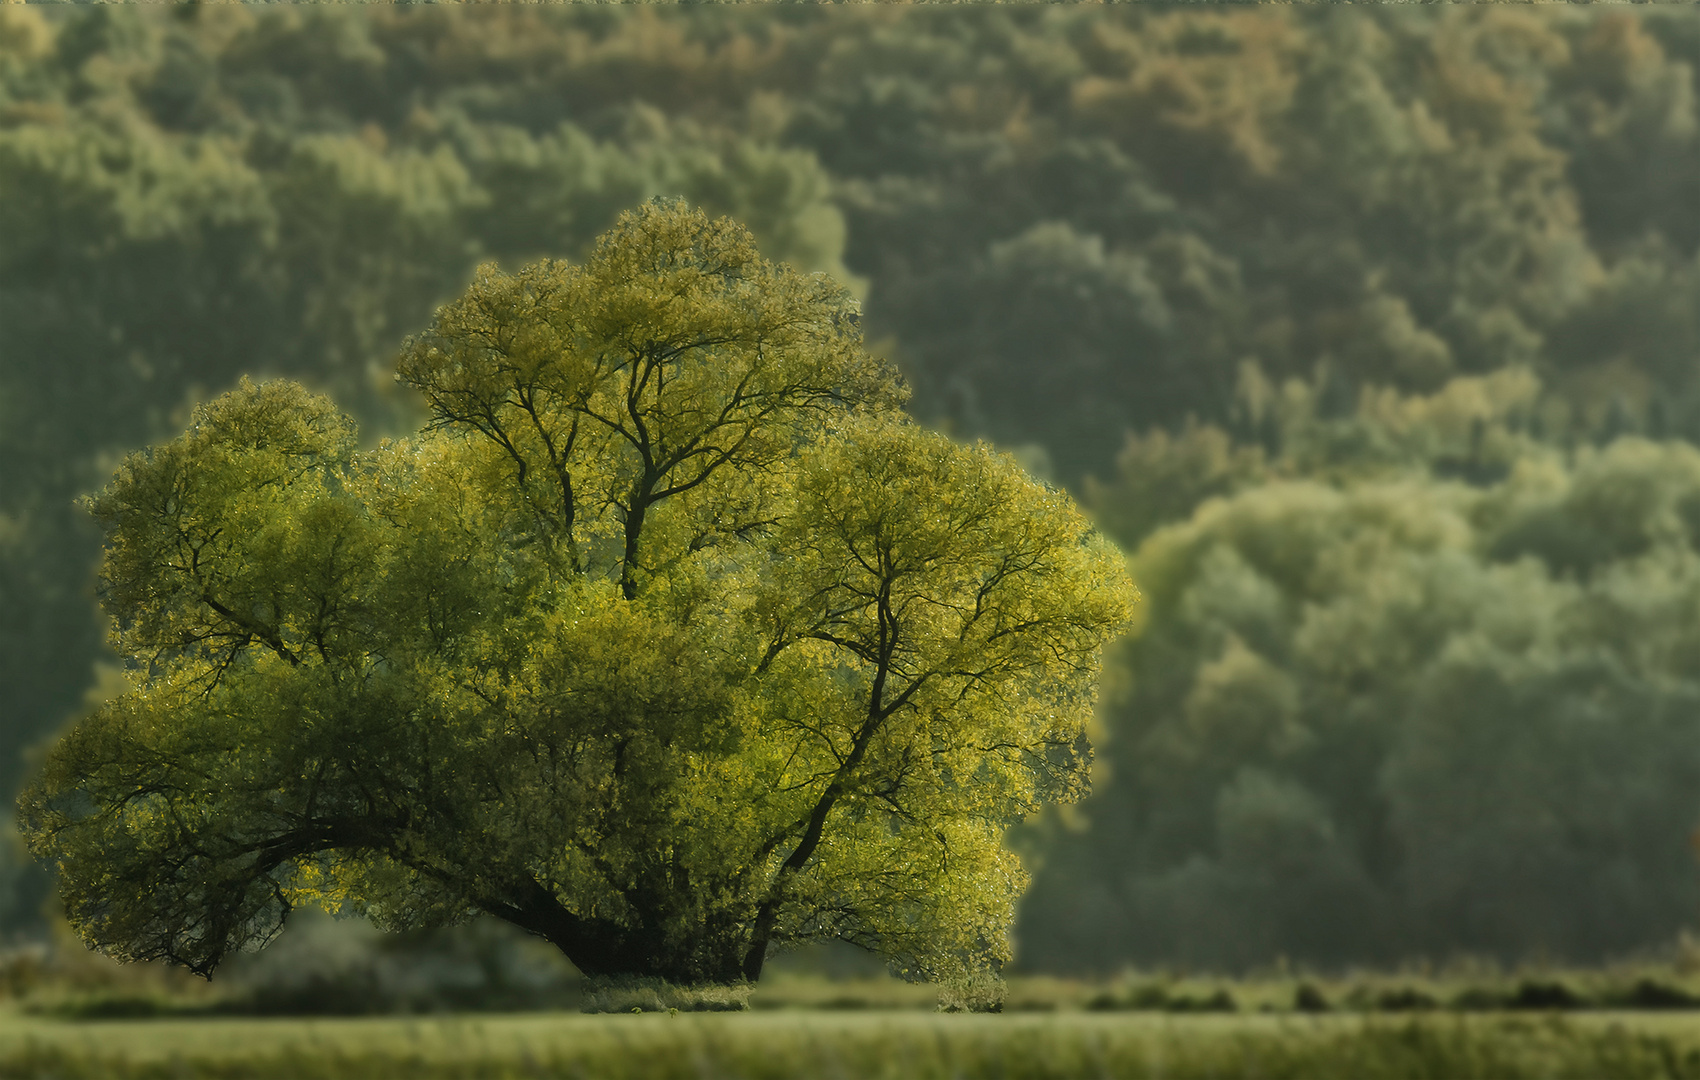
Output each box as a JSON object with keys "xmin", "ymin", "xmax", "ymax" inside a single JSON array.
[
  {"xmin": 1295, "ymin": 983, "xmax": 1331, "ymax": 1012},
  {"xmin": 580, "ymin": 976, "xmax": 751, "ymax": 1014},
  {"xmin": 1615, "ymin": 979, "xmax": 1700, "ymax": 1010},
  {"xmin": 936, "ymin": 970, "xmax": 1006, "ymax": 1013},
  {"xmin": 1508, "ymin": 981, "xmax": 1584, "ymax": 1011}
]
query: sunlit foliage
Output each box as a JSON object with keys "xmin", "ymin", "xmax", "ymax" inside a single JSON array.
[{"xmin": 18, "ymin": 205, "xmax": 1134, "ymax": 986}]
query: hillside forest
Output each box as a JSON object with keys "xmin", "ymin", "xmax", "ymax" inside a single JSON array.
[{"xmin": 0, "ymin": 3, "xmax": 1697, "ymax": 975}]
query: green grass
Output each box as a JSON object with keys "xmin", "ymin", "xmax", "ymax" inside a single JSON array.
[
  {"xmin": 3, "ymin": 1009, "xmax": 1700, "ymax": 1079},
  {"xmin": 8, "ymin": 942, "xmax": 1700, "ymax": 1077}
]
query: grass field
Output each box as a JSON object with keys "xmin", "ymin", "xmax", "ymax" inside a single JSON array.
[
  {"xmin": 4, "ymin": 1007, "xmax": 1700, "ymax": 1079},
  {"xmin": 7, "ymin": 940, "xmax": 1700, "ymax": 1078}
]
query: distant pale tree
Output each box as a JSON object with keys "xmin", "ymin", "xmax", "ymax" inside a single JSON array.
[{"xmin": 1022, "ymin": 402, "xmax": 1700, "ymax": 971}]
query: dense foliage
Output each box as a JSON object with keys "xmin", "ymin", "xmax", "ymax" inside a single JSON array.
[
  {"xmin": 1022, "ymin": 379, "xmax": 1700, "ymax": 969},
  {"xmin": 18, "ymin": 204, "xmax": 1133, "ymax": 986},
  {"xmin": 2, "ymin": 4, "xmax": 1696, "ymax": 970}
]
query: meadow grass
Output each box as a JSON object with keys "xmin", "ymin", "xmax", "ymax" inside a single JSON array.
[
  {"xmin": 3, "ymin": 1008, "xmax": 1700, "ymax": 1079},
  {"xmin": 7, "ymin": 941, "xmax": 1700, "ymax": 1077}
]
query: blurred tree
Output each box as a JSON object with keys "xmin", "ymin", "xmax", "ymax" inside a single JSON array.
[
  {"xmin": 0, "ymin": 822, "xmax": 50, "ymax": 945},
  {"xmin": 18, "ymin": 205, "xmax": 1134, "ymax": 986},
  {"xmin": 806, "ymin": 7, "xmax": 1697, "ymax": 479},
  {"xmin": 1084, "ymin": 422, "xmax": 1267, "ymax": 553},
  {"xmin": 1021, "ymin": 379, "xmax": 1700, "ymax": 970}
]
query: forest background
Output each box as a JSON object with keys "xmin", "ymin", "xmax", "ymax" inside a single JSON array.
[{"xmin": 0, "ymin": 2, "xmax": 1697, "ymax": 980}]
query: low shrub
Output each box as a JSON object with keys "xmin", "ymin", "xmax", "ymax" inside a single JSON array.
[
  {"xmin": 1614, "ymin": 979, "xmax": 1700, "ymax": 1010},
  {"xmin": 1450, "ymin": 987, "xmax": 1507, "ymax": 1011},
  {"xmin": 1371, "ymin": 987, "xmax": 1440, "ymax": 1012},
  {"xmin": 1508, "ymin": 981, "xmax": 1584, "ymax": 1010},
  {"xmin": 580, "ymin": 976, "xmax": 750, "ymax": 1013},
  {"xmin": 1166, "ymin": 989, "xmax": 1237, "ymax": 1013},
  {"xmin": 936, "ymin": 970, "xmax": 1006, "ymax": 1013},
  {"xmin": 0, "ymin": 946, "xmax": 49, "ymax": 1001},
  {"xmin": 1294, "ymin": 983, "xmax": 1330, "ymax": 1012}
]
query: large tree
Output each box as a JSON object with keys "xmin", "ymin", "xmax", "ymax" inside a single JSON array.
[{"xmin": 18, "ymin": 203, "xmax": 1134, "ymax": 986}]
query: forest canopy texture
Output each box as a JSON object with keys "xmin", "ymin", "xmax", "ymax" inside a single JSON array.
[
  {"xmin": 18, "ymin": 203, "xmax": 1135, "ymax": 986},
  {"xmin": 2, "ymin": 4, "xmax": 1697, "ymax": 972}
]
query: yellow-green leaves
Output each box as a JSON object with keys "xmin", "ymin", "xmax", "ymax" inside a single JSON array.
[
  {"xmin": 731, "ymin": 419, "xmax": 1134, "ymax": 978},
  {"xmin": 22, "ymin": 205, "xmax": 1133, "ymax": 988},
  {"xmin": 398, "ymin": 201, "xmax": 902, "ymax": 598},
  {"xmin": 86, "ymin": 378, "xmax": 366, "ymax": 674},
  {"xmin": 779, "ymin": 418, "xmax": 1134, "ymax": 798}
]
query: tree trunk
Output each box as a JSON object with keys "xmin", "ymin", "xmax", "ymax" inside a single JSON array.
[{"xmin": 485, "ymin": 879, "xmax": 753, "ymax": 984}]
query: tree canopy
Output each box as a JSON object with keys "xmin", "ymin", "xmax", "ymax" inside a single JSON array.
[
  {"xmin": 1, "ymin": 4, "xmax": 1694, "ymax": 969},
  {"xmin": 18, "ymin": 203, "xmax": 1135, "ymax": 985},
  {"xmin": 1020, "ymin": 379, "xmax": 1700, "ymax": 970}
]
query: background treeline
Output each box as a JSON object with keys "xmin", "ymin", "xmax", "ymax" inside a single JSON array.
[{"xmin": 1, "ymin": 3, "xmax": 1696, "ymax": 975}]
